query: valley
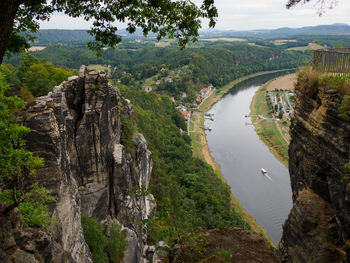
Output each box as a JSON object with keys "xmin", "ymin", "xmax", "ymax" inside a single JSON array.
[{"xmin": 1, "ymin": 22, "xmax": 350, "ymax": 262}]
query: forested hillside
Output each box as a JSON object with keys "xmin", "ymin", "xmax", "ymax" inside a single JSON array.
[
  {"xmin": 25, "ymin": 24, "xmax": 350, "ymax": 46},
  {"xmin": 117, "ymin": 83, "xmax": 250, "ymax": 246},
  {"xmin": 209, "ymin": 23, "xmax": 350, "ymax": 39},
  {"xmin": 6, "ymin": 42, "xmax": 309, "ymax": 99},
  {"xmin": 29, "ymin": 30, "xmax": 93, "ymax": 45}
]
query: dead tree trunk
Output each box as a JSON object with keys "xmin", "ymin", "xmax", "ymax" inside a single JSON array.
[{"xmin": 0, "ymin": 0, "xmax": 21, "ymax": 64}]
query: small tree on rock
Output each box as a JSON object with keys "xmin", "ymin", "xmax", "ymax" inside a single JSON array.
[{"xmin": 0, "ymin": 66, "xmax": 54, "ymax": 227}]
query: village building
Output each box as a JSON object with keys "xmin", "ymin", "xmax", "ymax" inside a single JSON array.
[
  {"xmin": 196, "ymin": 94, "xmax": 203, "ymax": 104},
  {"xmin": 145, "ymin": 86, "xmax": 152, "ymax": 92},
  {"xmin": 175, "ymin": 105, "xmax": 188, "ymax": 120},
  {"xmin": 165, "ymin": 77, "xmax": 173, "ymax": 83},
  {"xmin": 180, "ymin": 110, "xmax": 188, "ymax": 120},
  {"xmin": 176, "ymin": 105, "xmax": 186, "ymax": 111},
  {"xmin": 200, "ymin": 86, "xmax": 212, "ymax": 97}
]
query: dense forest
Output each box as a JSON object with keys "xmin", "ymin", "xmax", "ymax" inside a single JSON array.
[
  {"xmin": 3, "ymin": 53, "xmax": 73, "ymax": 99},
  {"xmin": 116, "ymin": 82, "xmax": 250, "ymax": 246},
  {"xmin": 5, "ymin": 42, "xmax": 310, "ymax": 101}
]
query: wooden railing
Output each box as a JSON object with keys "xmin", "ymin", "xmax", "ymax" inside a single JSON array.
[{"xmin": 313, "ymin": 48, "xmax": 350, "ymax": 73}]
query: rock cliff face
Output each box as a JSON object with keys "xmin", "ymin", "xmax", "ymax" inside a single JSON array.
[
  {"xmin": 278, "ymin": 78, "xmax": 350, "ymax": 262},
  {"xmin": 16, "ymin": 66, "xmax": 155, "ymax": 262},
  {"xmin": 0, "ymin": 202, "xmax": 73, "ymax": 263}
]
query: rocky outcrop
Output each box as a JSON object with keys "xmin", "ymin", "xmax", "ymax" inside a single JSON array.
[
  {"xmin": 278, "ymin": 188, "xmax": 342, "ymax": 262},
  {"xmin": 175, "ymin": 227, "xmax": 280, "ymax": 263},
  {"xmin": 17, "ymin": 66, "xmax": 155, "ymax": 262},
  {"xmin": 0, "ymin": 202, "xmax": 72, "ymax": 263},
  {"xmin": 278, "ymin": 77, "xmax": 350, "ymax": 262}
]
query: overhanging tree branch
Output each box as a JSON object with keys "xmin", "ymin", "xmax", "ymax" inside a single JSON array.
[
  {"xmin": 286, "ymin": 0, "xmax": 339, "ymax": 15},
  {"xmin": 0, "ymin": 0, "xmax": 218, "ymax": 63}
]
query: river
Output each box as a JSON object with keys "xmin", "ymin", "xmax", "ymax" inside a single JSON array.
[{"xmin": 204, "ymin": 73, "xmax": 293, "ymax": 244}]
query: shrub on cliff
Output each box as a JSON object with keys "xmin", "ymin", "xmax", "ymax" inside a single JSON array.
[
  {"xmin": 82, "ymin": 215, "xmax": 108, "ymax": 263},
  {"xmin": 0, "ymin": 184, "xmax": 54, "ymax": 227},
  {"xmin": 82, "ymin": 215, "xmax": 127, "ymax": 263},
  {"xmin": 0, "ymin": 65, "xmax": 54, "ymax": 227},
  {"xmin": 339, "ymin": 95, "xmax": 350, "ymax": 119},
  {"xmin": 106, "ymin": 223, "xmax": 128, "ymax": 263},
  {"xmin": 21, "ymin": 59, "xmax": 72, "ymax": 97},
  {"xmin": 297, "ymin": 66, "xmax": 350, "ymax": 96},
  {"xmin": 120, "ymin": 114, "xmax": 137, "ymax": 156}
]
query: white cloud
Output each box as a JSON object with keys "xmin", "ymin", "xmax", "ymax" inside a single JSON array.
[{"xmin": 39, "ymin": 0, "xmax": 350, "ymax": 31}]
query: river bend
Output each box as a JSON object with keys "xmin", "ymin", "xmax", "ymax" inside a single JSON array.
[{"xmin": 205, "ymin": 74, "xmax": 293, "ymax": 244}]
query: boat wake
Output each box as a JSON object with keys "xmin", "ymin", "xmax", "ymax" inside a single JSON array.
[
  {"xmin": 264, "ymin": 174, "xmax": 273, "ymax": 181},
  {"xmin": 261, "ymin": 168, "xmax": 273, "ymax": 181}
]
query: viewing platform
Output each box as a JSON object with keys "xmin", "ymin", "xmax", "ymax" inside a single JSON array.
[{"xmin": 313, "ymin": 48, "xmax": 350, "ymax": 74}]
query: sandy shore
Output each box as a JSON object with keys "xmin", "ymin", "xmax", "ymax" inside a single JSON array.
[{"xmin": 266, "ymin": 73, "xmax": 296, "ymax": 91}]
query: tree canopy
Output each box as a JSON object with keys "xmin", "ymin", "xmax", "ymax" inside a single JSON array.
[
  {"xmin": 21, "ymin": 59, "xmax": 72, "ymax": 97},
  {"xmin": 0, "ymin": 65, "xmax": 55, "ymax": 226},
  {"xmin": 0, "ymin": 0, "xmax": 218, "ymax": 63},
  {"xmin": 286, "ymin": 0, "xmax": 338, "ymax": 14}
]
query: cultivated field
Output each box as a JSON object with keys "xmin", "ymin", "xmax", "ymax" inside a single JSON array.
[
  {"xmin": 199, "ymin": 37, "xmax": 246, "ymax": 42},
  {"xmin": 28, "ymin": 46, "xmax": 46, "ymax": 52},
  {"xmin": 154, "ymin": 41, "xmax": 172, "ymax": 47},
  {"xmin": 273, "ymin": 39, "xmax": 297, "ymax": 45},
  {"xmin": 266, "ymin": 73, "xmax": 296, "ymax": 91},
  {"xmin": 287, "ymin": 42, "xmax": 323, "ymax": 51}
]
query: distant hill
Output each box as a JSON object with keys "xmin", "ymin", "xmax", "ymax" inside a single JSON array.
[
  {"xmin": 31, "ymin": 23, "xmax": 350, "ymax": 45},
  {"xmin": 30, "ymin": 28, "xmax": 154, "ymax": 45},
  {"xmin": 30, "ymin": 30, "xmax": 92, "ymax": 44},
  {"xmin": 199, "ymin": 23, "xmax": 350, "ymax": 39}
]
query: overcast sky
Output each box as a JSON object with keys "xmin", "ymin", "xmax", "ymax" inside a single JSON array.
[{"xmin": 39, "ymin": 0, "xmax": 350, "ymax": 31}]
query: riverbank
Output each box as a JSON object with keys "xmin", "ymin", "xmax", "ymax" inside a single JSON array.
[
  {"xmin": 189, "ymin": 69, "xmax": 293, "ymax": 246},
  {"xmin": 198, "ymin": 69, "xmax": 294, "ymax": 112},
  {"xmin": 249, "ymin": 74, "xmax": 296, "ymax": 167}
]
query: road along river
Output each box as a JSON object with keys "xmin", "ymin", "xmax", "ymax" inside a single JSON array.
[{"xmin": 204, "ymin": 73, "xmax": 293, "ymax": 244}]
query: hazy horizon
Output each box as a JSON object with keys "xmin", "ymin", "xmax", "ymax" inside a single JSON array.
[
  {"xmin": 37, "ymin": 22, "xmax": 350, "ymax": 33},
  {"xmin": 39, "ymin": 0, "xmax": 350, "ymax": 31}
]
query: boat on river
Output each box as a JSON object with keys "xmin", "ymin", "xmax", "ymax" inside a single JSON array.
[
  {"xmin": 261, "ymin": 168, "xmax": 272, "ymax": 180},
  {"xmin": 201, "ymin": 126, "xmax": 212, "ymax": 131}
]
